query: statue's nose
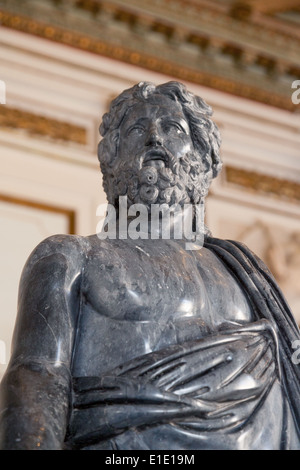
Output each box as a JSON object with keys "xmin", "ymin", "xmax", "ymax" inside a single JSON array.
[{"xmin": 145, "ymin": 127, "xmax": 162, "ymax": 146}]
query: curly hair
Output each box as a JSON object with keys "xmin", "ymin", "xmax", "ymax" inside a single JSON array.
[{"xmin": 98, "ymin": 81, "xmax": 222, "ymax": 203}]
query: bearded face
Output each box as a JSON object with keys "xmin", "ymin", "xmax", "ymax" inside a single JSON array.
[
  {"xmin": 110, "ymin": 95, "xmax": 212, "ymax": 210},
  {"xmin": 113, "ymin": 151, "xmax": 207, "ymax": 209}
]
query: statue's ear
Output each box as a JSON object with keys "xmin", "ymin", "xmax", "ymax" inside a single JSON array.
[
  {"xmin": 98, "ymin": 129, "xmax": 120, "ymax": 168},
  {"xmin": 212, "ymin": 158, "xmax": 223, "ymax": 179}
]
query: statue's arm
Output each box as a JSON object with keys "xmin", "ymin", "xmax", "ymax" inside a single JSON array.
[{"xmin": 0, "ymin": 235, "xmax": 84, "ymax": 450}]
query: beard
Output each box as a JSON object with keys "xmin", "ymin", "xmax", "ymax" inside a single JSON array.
[{"xmin": 112, "ymin": 148, "xmax": 212, "ymax": 211}]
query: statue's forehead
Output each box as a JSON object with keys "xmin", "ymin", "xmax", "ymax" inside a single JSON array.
[{"xmin": 123, "ymin": 94, "xmax": 186, "ymax": 125}]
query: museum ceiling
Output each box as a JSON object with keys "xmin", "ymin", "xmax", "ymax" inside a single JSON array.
[{"xmin": 0, "ymin": 0, "xmax": 300, "ymax": 111}]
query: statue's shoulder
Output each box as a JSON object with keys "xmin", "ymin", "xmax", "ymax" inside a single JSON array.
[
  {"xmin": 28, "ymin": 233, "xmax": 115, "ymax": 263},
  {"xmin": 23, "ymin": 234, "xmax": 90, "ymax": 272},
  {"xmin": 82, "ymin": 234, "xmax": 122, "ymax": 261},
  {"xmin": 16, "ymin": 234, "xmax": 91, "ymax": 304}
]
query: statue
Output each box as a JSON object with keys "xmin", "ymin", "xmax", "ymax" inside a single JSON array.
[{"xmin": 0, "ymin": 81, "xmax": 300, "ymax": 450}]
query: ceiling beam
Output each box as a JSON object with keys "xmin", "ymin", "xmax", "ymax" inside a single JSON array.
[{"xmin": 242, "ymin": 0, "xmax": 300, "ymax": 14}]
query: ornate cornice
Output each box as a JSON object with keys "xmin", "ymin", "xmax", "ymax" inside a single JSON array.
[
  {"xmin": 0, "ymin": 1, "xmax": 299, "ymax": 112},
  {"xmin": 0, "ymin": 105, "xmax": 87, "ymax": 145},
  {"xmin": 225, "ymin": 166, "xmax": 300, "ymax": 202}
]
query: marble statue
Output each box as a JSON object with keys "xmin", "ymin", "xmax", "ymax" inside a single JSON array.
[{"xmin": 0, "ymin": 81, "xmax": 300, "ymax": 450}]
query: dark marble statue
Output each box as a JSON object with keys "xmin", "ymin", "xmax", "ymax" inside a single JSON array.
[{"xmin": 1, "ymin": 82, "xmax": 300, "ymax": 450}]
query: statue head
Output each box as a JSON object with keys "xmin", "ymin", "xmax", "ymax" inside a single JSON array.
[{"xmin": 98, "ymin": 81, "xmax": 222, "ymax": 209}]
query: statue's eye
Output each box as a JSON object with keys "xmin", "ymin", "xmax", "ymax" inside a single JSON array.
[
  {"xmin": 162, "ymin": 122, "xmax": 184, "ymax": 135},
  {"xmin": 128, "ymin": 126, "xmax": 145, "ymax": 136}
]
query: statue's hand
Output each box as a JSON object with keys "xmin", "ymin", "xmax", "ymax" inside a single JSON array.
[
  {"xmin": 174, "ymin": 332, "xmax": 277, "ymax": 431},
  {"xmin": 112, "ymin": 320, "xmax": 279, "ymax": 429},
  {"xmin": 115, "ymin": 320, "xmax": 277, "ymax": 396},
  {"xmin": 68, "ymin": 321, "xmax": 279, "ymax": 444},
  {"xmin": 151, "ymin": 328, "xmax": 276, "ymax": 401}
]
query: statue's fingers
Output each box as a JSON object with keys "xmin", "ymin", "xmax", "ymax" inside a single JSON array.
[
  {"xmin": 151, "ymin": 348, "xmax": 233, "ymax": 390},
  {"xmin": 250, "ymin": 347, "xmax": 276, "ymax": 384},
  {"xmin": 196, "ymin": 346, "xmax": 276, "ymax": 403},
  {"xmin": 165, "ymin": 337, "xmax": 268, "ymax": 396},
  {"xmin": 204, "ymin": 395, "xmax": 262, "ymax": 426}
]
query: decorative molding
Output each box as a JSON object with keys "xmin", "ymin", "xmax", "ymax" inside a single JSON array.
[
  {"xmin": 0, "ymin": 194, "xmax": 76, "ymax": 234},
  {"xmin": 225, "ymin": 166, "xmax": 300, "ymax": 202},
  {"xmin": 0, "ymin": 3, "xmax": 299, "ymax": 112},
  {"xmin": 0, "ymin": 106, "xmax": 87, "ymax": 145}
]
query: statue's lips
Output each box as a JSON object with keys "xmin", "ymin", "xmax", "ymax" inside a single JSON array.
[{"xmin": 143, "ymin": 149, "xmax": 168, "ymax": 168}]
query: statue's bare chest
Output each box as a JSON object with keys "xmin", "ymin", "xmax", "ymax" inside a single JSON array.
[
  {"xmin": 84, "ymin": 238, "xmax": 252, "ymax": 324},
  {"xmin": 72, "ymin": 239, "xmax": 253, "ymax": 376}
]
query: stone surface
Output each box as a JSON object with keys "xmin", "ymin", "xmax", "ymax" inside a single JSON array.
[{"xmin": 0, "ymin": 81, "xmax": 299, "ymax": 450}]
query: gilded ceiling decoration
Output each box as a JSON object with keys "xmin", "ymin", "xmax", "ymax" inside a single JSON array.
[
  {"xmin": 225, "ymin": 166, "xmax": 300, "ymax": 202},
  {"xmin": 0, "ymin": 106, "xmax": 87, "ymax": 145},
  {"xmin": 0, "ymin": 0, "xmax": 299, "ymax": 111}
]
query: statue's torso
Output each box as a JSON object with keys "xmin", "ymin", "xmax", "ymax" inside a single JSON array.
[
  {"xmin": 72, "ymin": 236, "xmax": 254, "ymax": 378},
  {"xmin": 69, "ymin": 236, "xmax": 290, "ymax": 450}
]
